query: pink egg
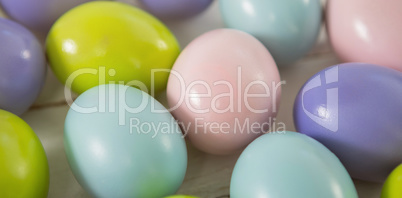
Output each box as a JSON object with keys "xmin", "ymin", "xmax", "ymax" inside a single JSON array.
[
  {"xmin": 326, "ymin": 0, "xmax": 402, "ymax": 72},
  {"xmin": 167, "ymin": 29, "xmax": 281, "ymax": 155}
]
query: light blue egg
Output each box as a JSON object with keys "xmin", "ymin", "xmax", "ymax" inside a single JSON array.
[
  {"xmin": 64, "ymin": 84, "xmax": 187, "ymax": 198},
  {"xmin": 219, "ymin": 0, "xmax": 322, "ymax": 65},
  {"xmin": 230, "ymin": 131, "xmax": 358, "ymax": 198}
]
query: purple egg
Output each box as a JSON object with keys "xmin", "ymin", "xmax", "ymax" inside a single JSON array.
[
  {"xmin": 294, "ymin": 63, "xmax": 402, "ymax": 182},
  {"xmin": 0, "ymin": 0, "xmax": 92, "ymax": 32},
  {"xmin": 140, "ymin": 0, "xmax": 212, "ymax": 19},
  {"xmin": 0, "ymin": 18, "xmax": 46, "ymax": 115}
]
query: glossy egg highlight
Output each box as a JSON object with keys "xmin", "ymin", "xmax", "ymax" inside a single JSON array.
[
  {"xmin": 64, "ymin": 84, "xmax": 187, "ymax": 197},
  {"xmin": 0, "ymin": 109, "xmax": 49, "ymax": 198},
  {"xmin": 294, "ymin": 63, "xmax": 402, "ymax": 182},
  {"xmin": 231, "ymin": 132, "xmax": 358, "ymax": 198},
  {"xmin": 46, "ymin": 1, "xmax": 180, "ymax": 95},
  {"xmin": 167, "ymin": 29, "xmax": 281, "ymax": 155},
  {"xmin": 0, "ymin": 18, "xmax": 46, "ymax": 115},
  {"xmin": 327, "ymin": 0, "xmax": 402, "ymax": 72},
  {"xmin": 220, "ymin": 0, "xmax": 322, "ymax": 65}
]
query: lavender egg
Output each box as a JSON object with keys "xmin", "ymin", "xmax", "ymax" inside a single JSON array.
[
  {"xmin": 294, "ymin": 63, "xmax": 402, "ymax": 182},
  {"xmin": 140, "ymin": 0, "xmax": 212, "ymax": 19},
  {"xmin": 0, "ymin": 0, "xmax": 92, "ymax": 32},
  {"xmin": 0, "ymin": 18, "xmax": 46, "ymax": 115}
]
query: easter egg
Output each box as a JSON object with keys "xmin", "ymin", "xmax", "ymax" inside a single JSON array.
[
  {"xmin": 46, "ymin": 1, "xmax": 180, "ymax": 95},
  {"xmin": 294, "ymin": 63, "xmax": 402, "ymax": 182},
  {"xmin": 167, "ymin": 29, "xmax": 281, "ymax": 155},
  {"xmin": 140, "ymin": 0, "xmax": 212, "ymax": 19},
  {"xmin": 327, "ymin": 0, "xmax": 402, "ymax": 72},
  {"xmin": 0, "ymin": 109, "xmax": 49, "ymax": 198},
  {"xmin": 64, "ymin": 84, "xmax": 187, "ymax": 197},
  {"xmin": 0, "ymin": 18, "xmax": 46, "ymax": 115},
  {"xmin": 381, "ymin": 164, "xmax": 402, "ymax": 198},
  {"xmin": 231, "ymin": 131, "xmax": 358, "ymax": 198},
  {"xmin": 219, "ymin": 0, "xmax": 322, "ymax": 65},
  {"xmin": 0, "ymin": 0, "xmax": 92, "ymax": 33},
  {"xmin": 165, "ymin": 196, "xmax": 199, "ymax": 198}
]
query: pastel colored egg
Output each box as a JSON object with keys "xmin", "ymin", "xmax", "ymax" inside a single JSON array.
[
  {"xmin": 231, "ymin": 132, "xmax": 358, "ymax": 198},
  {"xmin": 164, "ymin": 196, "xmax": 199, "ymax": 198},
  {"xmin": 219, "ymin": 0, "xmax": 322, "ymax": 65},
  {"xmin": 0, "ymin": 109, "xmax": 49, "ymax": 198},
  {"xmin": 327, "ymin": 0, "xmax": 402, "ymax": 72},
  {"xmin": 140, "ymin": 0, "xmax": 212, "ymax": 19},
  {"xmin": 294, "ymin": 63, "xmax": 402, "ymax": 182},
  {"xmin": 0, "ymin": 0, "xmax": 92, "ymax": 33},
  {"xmin": 64, "ymin": 84, "xmax": 187, "ymax": 197},
  {"xmin": 46, "ymin": 1, "xmax": 180, "ymax": 95},
  {"xmin": 0, "ymin": 18, "xmax": 46, "ymax": 115},
  {"xmin": 381, "ymin": 164, "xmax": 402, "ymax": 198},
  {"xmin": 167, "ymin": 29, "xmax": 281, "ymax": 155}
]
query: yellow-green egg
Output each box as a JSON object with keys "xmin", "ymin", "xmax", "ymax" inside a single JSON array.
[
  {"xmin": 381, "ymin": 164, "xmax": 402, "ymax": 198},
  {"xmin": 0, "ymin": 110, "xmax": 49, "ymax": 197},
  {"xmin": 46, "ymin": 1, "xmax": 180, "ymax": 95}
]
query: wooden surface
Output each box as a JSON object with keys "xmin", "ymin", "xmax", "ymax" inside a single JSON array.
[{"xmin": 1, "ymin": 0, "xmax": 384, "ymax": 197}]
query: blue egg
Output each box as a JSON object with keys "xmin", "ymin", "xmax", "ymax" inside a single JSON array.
[
  {"xmin": 64, "ymin": 84, "xmax": 187, "ymax": 197},
  {"xmin": 219, "ymin": 0, "xmax": 322, "ymax": 65},
  {"xmin": 231, "ymin": 132, "xmax": 358, "ymax": 198}
]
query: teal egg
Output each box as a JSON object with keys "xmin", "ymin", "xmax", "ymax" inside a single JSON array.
[
  {"xmin": 64, "ymin": 84, "xmax": 187, "ymax": 197},
  {"xmin": 219, "ymin": 0, "xmax": 322, "ymax": 65},
  {"xmin": 230, "ymin": 132, "xmax": 358, "ymax": 198}
]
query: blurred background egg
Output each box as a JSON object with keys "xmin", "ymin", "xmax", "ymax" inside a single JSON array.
[
  {"xmin": 46, "ymin": 1, "xmax": 180, "ymax": 95},
  {"xmin": 64, "ymin": 84, "xmax": 187, "ymax": 197},
  {"xmin": 381, "ymin": 164, "xmax": 402, "ymax": 198},
  {"xmin": 294, "ymin": 63, "xmax": 402, "ymax": 182},
  {"xmin": 0, "ymin": 18, "xmax": 46, "ymax": 115},
  {"xmin": 231, "ymin": 131, "xmax": 358, "ymax": 198},
  {"xmin": 0, "ymin": 109, "xmax": 49, "ymax": 198},
  {"xmin": 219, "ymin": 0, "xmax": 322, "ymax": 65},
  {"xmin": 140, "ymin": 0, "xmax": 212, "ymax": 20},
  {"xmin": 0, "ymin": 0, "xmax": 92, "ymax": 33},
  {"xmin": 326, "ymin": 0, "xmax": 402, "ymax": 72},
  {"xmin": 167, "ymin": 29, "xmax": 281, "ymax": 155}
]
